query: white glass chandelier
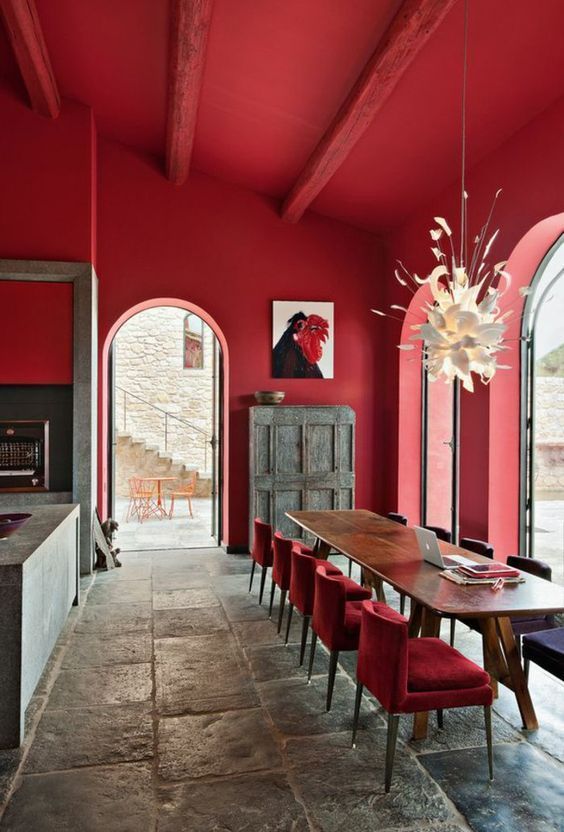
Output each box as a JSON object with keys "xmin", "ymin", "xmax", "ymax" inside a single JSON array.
[{"xmin": 373, "ymin": 194, "xmax": 513, "ymax": 392}]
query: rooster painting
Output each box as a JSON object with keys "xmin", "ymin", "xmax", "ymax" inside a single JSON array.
[{"xmin": 272, "ymin": 306, "xmax": 332, "ymax": 378}]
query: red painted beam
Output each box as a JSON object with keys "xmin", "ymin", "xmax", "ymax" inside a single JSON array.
[
  {"xmin": 281, "ymin": 0, "xmax": 457, "ymax": 223},
  {"xmin": 0, "ymin": 0, "xmax": 60, "ymax": 118},
  {"xmin": 165, "ymin": 0, "xmax": 214, "ymax": 185}
]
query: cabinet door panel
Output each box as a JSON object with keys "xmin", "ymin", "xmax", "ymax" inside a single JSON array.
[
  {"xmin": 273, "ymin": 488, "xmax": 303, "ymax": 538},
  {"xmin": 339, "ymin": 423, "xmax": 354, "ymax": 473},
  {"xmin": 275, "ymin": 425, "xmax": 303, "ymax": 474},
  {"xmin": 254, "ymin": 424, "xmax": 271, "ymax": 475},
  {"xmin": 308, "ymin": 488, "xmax": 335, "ymax": 511},
  {"xmin": 307, "ymin": 424, "xmax": 335, "ymax": 474}
]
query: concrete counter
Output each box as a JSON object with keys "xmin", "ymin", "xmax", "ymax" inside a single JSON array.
[{"xmin": 0, "ymin": 504, "xmax": 80, "ymax": 748}]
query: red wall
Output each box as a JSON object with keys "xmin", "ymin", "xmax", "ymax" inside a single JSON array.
[
  {"xmin": 0, "ymin": 86, "xmax": 96, "ymax": 263},
  {"xmin": 96, "ymin": 139, "xmax": 385, "ymax": 546},
  {"xmin": 0, "ymin": 282, "xmax": 73, "ymax": 384},
  {"xmin": 0, "ymin": 86, "xmax": 96, "ymax": 387},
  {"xmin": 382, "ymin": 93, "xmax": 564, "ymax": 553}
]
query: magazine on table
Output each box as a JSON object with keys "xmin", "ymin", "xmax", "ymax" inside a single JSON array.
[{"xmin": 440, "ymin": 568, "xmax": 525, "ymax": 586}]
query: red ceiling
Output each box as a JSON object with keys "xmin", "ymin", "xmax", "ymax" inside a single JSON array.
[{"xmin": 4, "ymin": 0, "xmax": 564, "ymax": 232}]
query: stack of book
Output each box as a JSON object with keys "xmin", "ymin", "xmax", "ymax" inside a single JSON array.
[{"xmin": 441, "ymin": 562, "xmax": 525, "ymax": 586}]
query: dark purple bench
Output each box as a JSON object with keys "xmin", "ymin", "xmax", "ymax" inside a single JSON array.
[{"xmin": 523, "ymin": 627, "xmax": 564, "ymax": 682}]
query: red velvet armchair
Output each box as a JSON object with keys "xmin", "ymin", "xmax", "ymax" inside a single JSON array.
[
  {"xmin": 270, "ymin": 532, "xmax": 315, "ymax": 633},
  {"xmin": 287, "ymin": 545, "xmax": 362, "ymax": 664},
  {"xmin": 309, "ymin": 566, "xmax": 373, "ymax": 710},
  {"xmin": 248, "ymin": 518, "xmax": 273, "ymax": 605},
  {"xmin": 352, "ymin": 601, "xmax": 494, "ymax": 792}
]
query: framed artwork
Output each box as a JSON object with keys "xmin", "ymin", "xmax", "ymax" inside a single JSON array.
[
  {"xmin": 272, "ymin": 301, "xmax": 334, "ymax": 378},
  {"xmin": 184, "ymin": 313, "xmax": 204, "ymax": 369}
]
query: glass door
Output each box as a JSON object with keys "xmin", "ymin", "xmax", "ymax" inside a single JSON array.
[
  {"xmin": 422, "ymin": 370, "xmax": 459, "ymax": 541},
  {"xmin": 524, "ymin": 261, "xmax": 564, "ymax": 584}
]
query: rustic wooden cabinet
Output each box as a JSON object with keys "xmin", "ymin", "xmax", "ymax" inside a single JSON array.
[{"xmin": 249, "ymin": 405, "xmax": 355, "ymax": 544}]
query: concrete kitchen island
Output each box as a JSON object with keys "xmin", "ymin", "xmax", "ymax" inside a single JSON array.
[{"xmin": 0, "ymin": 504, "xmax": 80, "ymax": 748}]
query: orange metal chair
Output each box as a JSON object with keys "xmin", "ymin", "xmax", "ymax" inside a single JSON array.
[
  {"xmin": 168, "ymin": 471, "xmax": 197, "ymax": 518},
  {"xmin": 126, "ymin": 476, "xmax": 158, "ymax": 523}
]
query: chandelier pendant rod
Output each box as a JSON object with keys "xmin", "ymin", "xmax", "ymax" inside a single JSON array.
[{"xmin": 460, "ymin": 0, "xmax": 469, "ymax": 269}]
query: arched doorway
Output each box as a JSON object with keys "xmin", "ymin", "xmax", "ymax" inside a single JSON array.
[
  {"xmin": 521, "ymin": 234, "xmax": 564, "ymax": 583},
  {"xmin": 101, "ymin": 299, "xmax": 229, "ymax": 551}
]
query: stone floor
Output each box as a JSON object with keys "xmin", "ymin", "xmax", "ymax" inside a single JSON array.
[
  {"xmin": 115, "ymin": 497, "xmax": 216, "ymax": 551},
  {"xmin": 0, "ymin": 548, "xmax": 563, "ymax": 831}
]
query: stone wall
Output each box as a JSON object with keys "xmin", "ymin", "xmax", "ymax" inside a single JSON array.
[
  {"xmin": 114, "ymin": 307, "xmax": 215, "ymax": 476},
  {"xmin": 535, "ymin": 376, "xmax": 564, "ymax": 495}
]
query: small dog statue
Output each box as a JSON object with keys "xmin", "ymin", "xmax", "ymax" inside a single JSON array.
[{"xmin": 95, "ymin": 518, "xmax": 122, "ymax": 569}]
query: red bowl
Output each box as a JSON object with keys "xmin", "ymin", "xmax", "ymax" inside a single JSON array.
[{"xmin": 0, "ymin": 513, "xmax": 32, "ymax": 540}]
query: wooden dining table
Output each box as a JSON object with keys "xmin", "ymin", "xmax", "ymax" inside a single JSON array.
[{"xmin": 286, "ymin": 509, "xmax": 564, "ymax": 739}]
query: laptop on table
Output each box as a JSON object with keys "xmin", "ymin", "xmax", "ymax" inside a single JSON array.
[{"xmin": 414, "ymin": 526, "xmax": 476, "ymax": 569}]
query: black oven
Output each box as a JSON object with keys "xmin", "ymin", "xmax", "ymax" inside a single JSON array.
[{"xmin": 0, "ymin": 421, "xmax": 49, "ymax": 492}]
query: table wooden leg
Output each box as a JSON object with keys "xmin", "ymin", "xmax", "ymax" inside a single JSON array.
[
  {"xmin": 479, "ymin": 618, "xmax": 506, "ymax": 699},
  {"xmin": 412, "ymin": 607, "xmax": 442, "ymax": 740},
  {"xmin": 496, "ymin": 616, "xmax": 539, "ymax": 731},
  {"xmin": 407, "ymin": 602, "xmax": 423, "ymax": 638},
  {"xmin": 313, "ymin": 538, "xmax": 331, "ymax": 558}
]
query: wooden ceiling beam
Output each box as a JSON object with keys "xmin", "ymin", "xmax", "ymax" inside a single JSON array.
[
  {"xmin": 0, "ymin": 0, "xmax": 60, "ymax": 118},
  {"xmin": 165, "ymin": 0, "xmax": 214, "ymax": 185},
  {"xmin": 281, "ymin": 0, "xmax": 457, "ymax": 223}
]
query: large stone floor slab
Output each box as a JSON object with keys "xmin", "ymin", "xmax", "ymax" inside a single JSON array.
[
  {"xmin": 62, "ymin": 633, "xmax": 152, "ymax": 668},
  {"xmin": 0, "ymin": 763, "xmax": 154, "ymax": 831},
  {"xmin": 47, "ymin": 663, "xmax": 152, "ymax": 709},
  {"xmin": 155, "ymin": 633, "xmax": 258, "ymax": 714},
  {"xmin": 258, "ymin": 674, "xmax": 380, "ymax": 737},
  {"xmin": 420, "ymin": 742, "xmax": 564, "ymax": 832},
  {"xmin": 86, "ymin": 579, "xmax": 152, "ymax": 605},
  {"xmin": 154, "ymin": 605, "xmax": 229, "ymax": 638},
  {"xmin": 286, "ymin": 730, "xmax": 452, "ymax": 831},
  {"xmin": 25, "ymin": 704, "xmax": 153, "ymax": 772},
  {"xmin": 75, "ymin": 602, "xmax": 152, "ymax": 634},
  {"xmin": 158, "ymin": 708, "xmax": 282, "ymax": 780},
  {"xmin": 158, "ymin": 772, "xmax": 310, "ymax": 831}
]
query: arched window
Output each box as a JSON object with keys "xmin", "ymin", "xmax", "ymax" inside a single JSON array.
[
  {"xmin": 521, "ymin": 234, "xmax": 564, "ymax": 583},
  {"xmin": 184, "ymin": 313, "xmax": 204, "ymax": 369}
]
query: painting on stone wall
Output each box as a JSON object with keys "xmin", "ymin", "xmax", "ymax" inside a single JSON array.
[
  {"xmin": 184, "ymin": 313, "xmax": 204, "ymax": 369},
  {"xmin": 272, "ymin": 301, "xmax": 334, "ymax": 379}
]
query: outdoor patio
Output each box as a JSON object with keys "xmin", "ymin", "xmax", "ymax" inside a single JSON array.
[{"xmin": 114, "ymin": 497, "xmax": 216, "ymax": 551}]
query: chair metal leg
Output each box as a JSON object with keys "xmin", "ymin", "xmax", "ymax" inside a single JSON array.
[
  {"xmin": 248, "ymin": 560, "xmax": 256, "ymax": 593},
  {"xmin": 384, "ymin": 714, "xmax": 400, "ymax": 793},
  {"xmin": 299, "ymin": 615, "xmax": 310, "ymax": 666},
  {"xmin": 450, "ymin": 618, "xmax": 456, "ymax": 646},
  {"xmin": 437, "ymin": 708, "xmax": 444, "ymax": 729},
  {"xmin": 258, "ymin": 566, "xmax": 268, "ymax": 605},
  {"xmin": 351, "ymin": 681, "xmax": 363, "ymax": 747},
  {"xmin": 326, "ymin": 650, "xmax": 339, "ymax": 711},
  {"xmin": 307, "ymin": 631, "xmax": 318, "ymax": 682},
  {"xmin": 277, "ymin": 589, "xmax": 287, "ymax": 634},
  {"xmin": 348, "ymin": 558, "xmax": 352, "ymax": 577},
  {"xmin": 268, "ymin": 580, "xmax": 276, "ymax": 618},
  {"xmin": 484, "ymin": 705, "xmax": 494, "ymax": 780},
  {"xmin": 400, "ymin": 593, "xmax": 405, "ymax": 615},
  {"xmin": 524, "ymin": 656, "xmax": 530, "ymax": 682},
  {"xmin": 284, "ymin": 602, "xmax": 294, "ymax": 645}
]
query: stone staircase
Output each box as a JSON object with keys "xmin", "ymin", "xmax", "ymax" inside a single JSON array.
[{"xmin": 115, "ymin": 432, "xmax": 212, "ymax": 498}]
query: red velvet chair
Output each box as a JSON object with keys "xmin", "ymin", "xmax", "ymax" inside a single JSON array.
[
  {"xmin": 309, "ymin": 566, "xmax": 373, "ymax": 710},
  {"xmin": 352, "ymin": 602, "xmax": 494, "ymax": 792},
  {"xmin": 269, "ymin": 532, "xmax": 315, "ymax": 633},
  {"xmin": 286, "ymin": 545, "xmax": 365, "ymax": 664},
  {"xmin": 248, "ymin": 518, "xmax": 273, "ymax": 605},
  {"xmin": 506, "ymin": 556, "xmax": 557, "ymax": 659}
]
